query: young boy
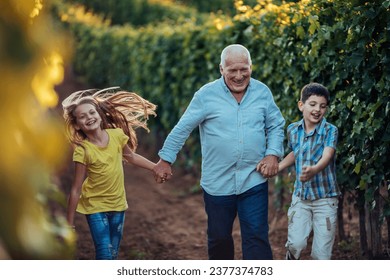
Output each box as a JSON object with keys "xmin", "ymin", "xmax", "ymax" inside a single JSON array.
[{"xmin": 278, "ymin": 82, "xmax": 340, "ymax": 260}]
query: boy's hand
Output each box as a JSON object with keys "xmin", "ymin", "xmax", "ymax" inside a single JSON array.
[
  {"xmin": 257, "ymin": 155, "xmax": 279, "ymax": 178},
  {"xmin": 300, "ymin": 166, "xmax": 316, "ymax": 182},
  {"xmin": 256, "ymin": 162, "xmax": 265, "ymax": 172}
]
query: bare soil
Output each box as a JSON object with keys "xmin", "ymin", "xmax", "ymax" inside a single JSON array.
[{"xmin": 55, "ymin": 69, "xmax": 364, "ymax": 260}]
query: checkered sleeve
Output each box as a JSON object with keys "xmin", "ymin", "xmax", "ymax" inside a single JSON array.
[{"xmin": 325, "ymin": 124, "xmax": 338, "ymax": 149}]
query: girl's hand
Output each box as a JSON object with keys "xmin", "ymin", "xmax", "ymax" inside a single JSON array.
[{"xmin": 153, "ymin": 159, "xmax": 172, "ymax": 183}]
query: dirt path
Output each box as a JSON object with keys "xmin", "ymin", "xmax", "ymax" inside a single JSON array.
[{"xmin": 71, "ymin": 165, "xmax": 210, "ymax": 260}]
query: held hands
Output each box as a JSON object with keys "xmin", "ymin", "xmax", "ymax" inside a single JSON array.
[
  {"xmin": 153, "ymin": 159, "xmax": 173, "ymax": 184},
  {"xmin": 256, "ymin": 154, "xmax": 318, "ymax": 182},
  {"xmin": 256, "ymin": 155, "xmax": 279, "ymax": 178}
]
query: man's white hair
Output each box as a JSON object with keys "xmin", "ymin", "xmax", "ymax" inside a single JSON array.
[{"xmin": 220, "ymin": 44, "xmax": 252, "ymax": 67}]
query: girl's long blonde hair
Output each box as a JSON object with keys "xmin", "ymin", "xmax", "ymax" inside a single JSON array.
[{"xmin": 62, "ymin": 87, "xmax": 157, "ymax": 151}]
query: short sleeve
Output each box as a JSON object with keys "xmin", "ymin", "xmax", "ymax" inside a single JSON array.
[
  {"xmin": 73, "ymin": 145, "xmax": 87, "ymax": 164},
  {"xmin": 325, "ymin": 125, "xmax": 338, "ymax": 149},
  {"xmin": 115, "ymin": 128, "xmax": 129, "ymax": 148}
]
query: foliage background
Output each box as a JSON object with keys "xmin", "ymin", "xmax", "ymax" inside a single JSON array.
[
  {"xmin": 0, "ymin": 0, "xmax": 387, "ymax": 259},
  {"xmin": 0, "ymin": 0, "xmax": 74, "ymax": 259},
  {"xmin": 52, "ymin": 0, "xmax": 389, "ymax": 258}
]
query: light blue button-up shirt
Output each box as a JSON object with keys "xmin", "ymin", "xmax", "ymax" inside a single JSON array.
[{"xmin": 158, "ymin": 77, "xmax": 285, "ymax": 195}]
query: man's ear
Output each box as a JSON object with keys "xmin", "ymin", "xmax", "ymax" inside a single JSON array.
[
  {"xmin": 219, "ymin": 64, "xmax": 223, "ymax": 75},
  {"xmin": 298, "ymin": 100, "xmax": 304, "ymax": 112}
]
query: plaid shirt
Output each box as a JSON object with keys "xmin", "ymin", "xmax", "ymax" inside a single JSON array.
[{"xmin": 287, "ymin": 117, "xmax": 340, "ymax": 200}]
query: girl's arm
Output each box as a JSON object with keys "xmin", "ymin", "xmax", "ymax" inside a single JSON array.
[
  {"xmin": 278, "ymin": 151, "xmax": 295, "ymax": 172},
  {"xmin": 123, "ymin": 145, "xmax": 156, "ymax": 171},
  {"xmin": 300, "ymin": 146, "xmax": 335, "ymax": 182},
  {"xmin": 67, "ymin": 162, "xmax": 87, "ymax": 227}
]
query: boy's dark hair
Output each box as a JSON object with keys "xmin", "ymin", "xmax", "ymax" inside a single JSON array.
[{"xmin": 300, "ymin": 82, "xmax": 330, "ymax": 104}]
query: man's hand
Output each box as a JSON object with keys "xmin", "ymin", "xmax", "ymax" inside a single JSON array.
[
  {"xmin": 256, "ymin": 155, "xmax": 279, "ymax": 178},
  {"xmin": 153, "ymin": 159, "xmax": 173, "ymax": 183}
]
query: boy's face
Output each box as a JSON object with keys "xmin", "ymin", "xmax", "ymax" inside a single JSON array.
[{"xmin": 298, "ymin": 95, "xmax": 328, "ymax": 128}]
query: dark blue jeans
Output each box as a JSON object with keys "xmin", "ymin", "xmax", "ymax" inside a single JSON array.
[
  {"xmin": 203, "ymin": 182, "xmax": 273, "ymax": 260},
  {"xmin": 86, "ymin": 211, "xmax": 125, "ymax": 260}
]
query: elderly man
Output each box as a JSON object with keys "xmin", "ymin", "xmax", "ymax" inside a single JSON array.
[{"xmin": 154, "ymin": 44, "xmax": 285, "ymax": 260}]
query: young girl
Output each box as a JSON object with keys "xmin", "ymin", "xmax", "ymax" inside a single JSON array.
[{"xmin": 62, "ymin": 87, "xmax": 157, "ymax": 260}]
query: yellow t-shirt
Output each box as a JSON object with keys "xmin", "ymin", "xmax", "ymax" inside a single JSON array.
[{"xmin": 73, "ymin": 128, "xmax": 129, "ymax": 214}]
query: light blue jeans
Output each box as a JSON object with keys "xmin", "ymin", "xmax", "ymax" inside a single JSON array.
[{"xmin": 86, "ymin": 211, "xmax": 125, "ymax": 260}]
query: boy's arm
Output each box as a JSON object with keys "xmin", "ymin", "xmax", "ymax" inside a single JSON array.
[
  {"xmin": 278, "ymin": 151, "xmax": 295, "ymax": 172},
  {"xmin": 300, "ymin": 146, "xmax": 335, "ymax": 182}
]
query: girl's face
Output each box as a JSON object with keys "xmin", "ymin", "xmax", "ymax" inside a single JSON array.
[
  {"xmin": 74, "ymin": 103, "xmax": 102, "ymax": 133},
  {"xmin": 298, "ymin": 95, "xmax": 328, "ymax": 130}
]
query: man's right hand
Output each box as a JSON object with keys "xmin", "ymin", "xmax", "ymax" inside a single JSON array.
[{"xmin": 153, "ymin": 159, "xmax": 173, "ymax": 183}]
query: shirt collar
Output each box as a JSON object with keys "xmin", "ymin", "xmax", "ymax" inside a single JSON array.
[
  {"xmin": 297, "ymin": 117, "xmax": 327, "ymax": 135},
  {"xmin": 219, "ymin": 77, "xmax": 230, "ymax": 94}
]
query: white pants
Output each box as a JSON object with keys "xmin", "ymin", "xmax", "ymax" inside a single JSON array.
[{"xmin": 285, "ymin": 195, "xmax": 338, "ymax": 260}]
